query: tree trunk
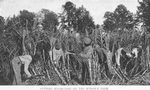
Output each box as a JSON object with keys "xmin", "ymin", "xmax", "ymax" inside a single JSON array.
[{"xmin": 67, "ymin": 55, "xmax": 71, "ymax": 82}]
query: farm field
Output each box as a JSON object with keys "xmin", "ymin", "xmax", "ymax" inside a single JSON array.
[{"xmin": 0, "ymin": 0, "xmax": 150, "ymax": 86}]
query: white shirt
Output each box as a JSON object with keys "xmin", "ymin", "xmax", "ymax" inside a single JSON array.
[
  {"xmin": 132, "ymin": 48, "xmax": 138, "ymax": 58},
  {"xmin": 49, "ymin": 47, "xmax": 63, "ymax": 64},
  {"xmin": 19, "ymin": 55, "xmax": 32, "ymax": 77},
  {"xmin": 116, "ymin": 48, "xmax": 133, "ymax": 67}
]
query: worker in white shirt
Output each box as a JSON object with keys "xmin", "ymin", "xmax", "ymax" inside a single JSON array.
[
  {"xmin": 49, "ymin": 40, "xmax": 64, "ymax": 67},
  {"xmin": 12, "ymin": 54, "xmax": 40, "ymax": 85}
]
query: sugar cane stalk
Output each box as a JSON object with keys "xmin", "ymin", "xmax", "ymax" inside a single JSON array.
[{"xmin": 147, "ymin": 45, "xmax": 149, "ymax": 70}]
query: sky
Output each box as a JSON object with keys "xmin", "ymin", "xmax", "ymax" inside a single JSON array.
[{"xmin": 0, "ymin": 0, "xmax": 140, "ymax": 25}]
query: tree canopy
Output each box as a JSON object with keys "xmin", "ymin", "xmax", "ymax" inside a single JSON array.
[
  {"xmin": 61, "ymin": 1, "xmax": 95, "ymax": 35},
  {"xmin": 103, "ymin": 4, "xmax": 134, "ymax": 32},
  {"xmin": 137, "ymin": 0, "xmax": 150, "ymax": 33},
  {"xmin": 41, "ymin": 9, "xmax": 58, "ymax": 32}
]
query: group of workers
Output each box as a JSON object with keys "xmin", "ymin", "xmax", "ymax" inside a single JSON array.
[
  {"xmin": 12, "ymin": 36, "xmax": 94, "ymax": 85},
  {"xmin": 12, "ymin": 33, "xmax": 144, "ymax": 85}
]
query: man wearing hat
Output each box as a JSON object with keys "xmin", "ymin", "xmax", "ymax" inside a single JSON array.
[
  {"xmin": 80, "ymin": 37, "xmax": 93, "ymax": 58},
  {"xmin": 80, "ymin": 36, "xmax": 93, "ymax": 84}
]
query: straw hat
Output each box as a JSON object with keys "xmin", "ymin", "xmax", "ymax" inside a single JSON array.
[{"xmin": 83, "ymin": 37, "xmax": 92, "ymax": 45}]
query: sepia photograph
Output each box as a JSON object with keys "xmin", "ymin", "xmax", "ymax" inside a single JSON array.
[{"xmin": 0, "ymin": 0, "xmax": 150, "ymax": 89}]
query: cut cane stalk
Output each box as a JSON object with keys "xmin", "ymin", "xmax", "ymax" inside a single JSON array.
[
  {"xmin": 88, "ymin": 58, "xmax": 93, "ymax": 84},
  {"xmin": 147, "ymin": 46, "xmax": 150, "ymax": 70},
  {"xmin": 43, "ymin": 50, "xmax": 50, "ymax": 80}
]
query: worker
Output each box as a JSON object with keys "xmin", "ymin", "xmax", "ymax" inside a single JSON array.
[
  {"xmin": 80, "ymin": 37, "xmax": 93, "ymax": 59},
  {"xmin": 79, "ymin": 37, "xmax": 93, "ymax": 84},
  {"xmin": 12, "ymin": 54, "xmax": 40, "ymax": 85},
  {"xmin": 49, "ymin": 40, "xmax": 64, "ymax": 67}
]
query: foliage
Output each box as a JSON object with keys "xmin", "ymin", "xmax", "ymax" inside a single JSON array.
[
  {"xmin": 103, "ymin": 11, "xmax": 116, "ymax": 32},
  {"xmin": 19, "ymin": 10, "xmax": 35, "ymax": 31},
  {"xmin": 61, "ymin": 1, "xmax": 95, "ymax": 35},
  {"xmin": 137, "ymin": 0, "xmax": 150, "ymax": 33},
  {"xmin": 103, "ymin": 4, "xmax": 134, "ymax": 32},
  {"xmin": 41, "ymin": 9, "xmax": 58, "ymax": 32},
  {"xmin": 76, "ymin": 6, "xmax": 95, "ymax": 34}
]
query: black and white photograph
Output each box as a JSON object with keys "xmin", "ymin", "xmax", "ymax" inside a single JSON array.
[{"xmin": 0, "ymin": 0, "xmax": 150, "ymax": 88}]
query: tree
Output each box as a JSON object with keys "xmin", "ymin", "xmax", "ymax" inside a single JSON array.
[
  {"xmin": 103, "ymin": 4, "xmax": 134, "ymax": 32},
  {"xmin": 76, "ymin": 6, "xmax": 95, "ymax": 34},
  {"xmin": 61, "ymin": 1, "xmax": 95, "ymax": 35},
  {"xmin": 62, "ymin": 1, "xmax": 76, "ymax": 27},
  {"xmin": 103, "ymin": 11, "xmax": 116, "ymax": 32},
  {"xmin": 41, "ymin": 9, "xmax": 58, "ymax": 32},
  {"xmin": 19, "ymin": 10, "xmax": 35, "ymax": 31},
  {"xmin": 137, "ymin": 0, "xmax": 150, "ymax": 33},
  {"xmin": 114, "ymin": 4, "xmax": 134, "ymax": 31}
]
